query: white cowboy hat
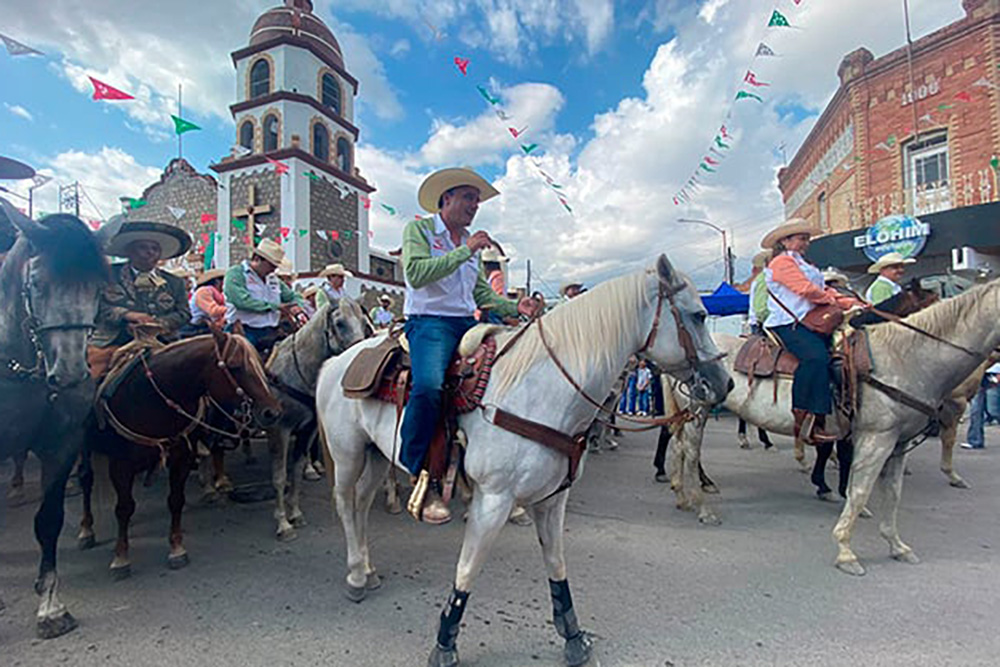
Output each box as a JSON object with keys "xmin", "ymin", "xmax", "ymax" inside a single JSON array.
[
  {"xmin": 195, "ymin": 267, "xmax": 227, "ymax": 286},
  {"xmin": 418, "ymin": 167, "xmax": 500, "ymax": 214},
  {"xmin": 303, "ymin": 285, "xmax": 319, "ymax": 299},
  {"xmin": 559, "ymin": 281, "xmax": 585, "ymax": 297},
  {"xmin": 252, "ymin": 238, "xmax": 285, "ymax": 268},
  {"xmin": 481, "ymin": 248, "xmax": 509, "ymax": 263},
  {"xmin": 760, "ymin": 218, "xmax": 820, "ymax": 250},
  {"xmin": 867, "ymin": 252, "xmax": 916, "ymax": 274},
  {"xmin": 822, "ymin": 268, "xmax": 850, "ymax": 286},
  {"xmin": 378, "ymin": 294, "xmax": 393, "ymax": 305},
  {"xmin": 105, "ymin": 221, "xmax": 193, "ymax": 260},
  {"xmin": 752, "ymin": 250, "xmax": 770, "ymax": 269},
  {"xmin": 319, "ymin": 262, "xmax": 353, "ymax": 278}
]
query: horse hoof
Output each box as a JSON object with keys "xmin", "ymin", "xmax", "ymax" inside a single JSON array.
[
  {"xmin": 78, "ymin": 534, "xmax": 96, "ymax": 551},
  {"xmin": 428, "ymin": 644, "xmax": 460, "ymax": 667},
  {"xmin": 836, "ymin": 559, "xmax": 866, "ymax": 577},
  {"xmin": 344, "ymin": 581, "xmax": 367, "ymax": 603},
  {"xmin": 215, "ymin": 478, "xmax": 235, "ymax": 493},
  {"xmin": 508, "ymin": 507, "xmax": 533, "ymax": 526},
  {"xmin": 366, "ymin": 572, "xmax": 382, "ymax": 590},
  {"xmin": 701, "ymin": 483, "xmax": 720, "ymax": 495},
  {"xmin": 36, "ymin": 611, "xmax": 78, "ymax": 639},
  {"xmin": 859, "ymin": 507, "xmax": 874, "ymax": 519},
  {"xmin": 385, "ymin": 498, "xmax": 403, "ymax": 515},
  {"xmin": 277, "ymin": 527, "xmax": 298, "ymax": 542},
  {"xmin": 110, "ymin": 564, "xmax": 132, "ymax": 581},
  {"xmin": 290, "ymin": 514, "xmax": 307, "ymax": 528},
  {"xmin": 892, "ymin": 550, "xmax": 921, "ymax": 565},
  {"xmin": 949, "ymin": 477, "xmax": 971, "ymax": 489},
  {"xmin": 698, "ymin": 512, "xmax": 722, "ymax": 526},
  {"xmin": 565, "ymin": 632, "xmax": 595, "ymax": 667},
  {"xmin": 168, "ymin": 552, "xmax": 189, "ymax": 570}
]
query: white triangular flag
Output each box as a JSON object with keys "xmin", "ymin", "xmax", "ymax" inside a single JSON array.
[
  {"xmin": 167, "ymin": 206, "xmax": 186, "ymax": 220},
  {"xmin": 973, "ymin": 77, "xmax": 997, "ymax": 90},
  {"xmin": 231, "ymin": 144, "xmax": 252, "ymax": 158},
  {"xmin": 31, "ymin": 174, "xmax": 52, "ymax": 188},
  {"xmin": 255, "ymin": 223, "xmax": 267, "ymax": 234},
  {"xmin": 0, "ymin": 33, "xmax": 44, "ymax": 57},
  {"xmin": 316, "ymin": 230, "xmax": 328, "ymax": 240}
]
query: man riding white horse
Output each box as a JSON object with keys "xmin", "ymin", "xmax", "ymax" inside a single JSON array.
[
  {"xmin": 400, "ymin": 166, "xmax": 541, "ymax": 524},
  {"xmin": 865, "ymin": 252, "xmax": 916, "ymax": 306}
]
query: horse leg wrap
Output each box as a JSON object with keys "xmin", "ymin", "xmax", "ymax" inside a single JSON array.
[
  {"xmin": 435, "ymin": 588, "xmax": 469, "ymax": 650},
  {"xmin": 549, "ymin": 579, "xmax": 581, "ymax": 640}
]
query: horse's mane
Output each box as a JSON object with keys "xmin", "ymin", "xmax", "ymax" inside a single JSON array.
[
  {"xmin": 866, "ymin": 279, "xmax": 1000, "ymax": 349},
  {"xmin": 491, "ymin": 267, "xmax": 653, "ymax": 398}
]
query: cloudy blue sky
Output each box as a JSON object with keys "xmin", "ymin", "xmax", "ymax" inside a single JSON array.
[{"xmin": 0, "ymin": 0, "xmax": 963, "ymax": 292}]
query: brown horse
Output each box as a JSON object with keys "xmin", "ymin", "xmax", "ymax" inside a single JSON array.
[{"xmin": 78, "ymin": 329, "xmax": 281, "ymax": 577}]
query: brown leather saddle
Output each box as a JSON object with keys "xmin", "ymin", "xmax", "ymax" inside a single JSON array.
[
  {"xmin": 733, "ymin": 330, "xmax": 873, "ymax": 414},
  {"xmin": 341, "ymin": 330, "xmax": 498, "ymax": 486}
]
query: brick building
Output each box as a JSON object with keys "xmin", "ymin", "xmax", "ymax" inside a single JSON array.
[{"xmin": 779, "ymin": 0, "xmax": 1000, "ymax": 287}]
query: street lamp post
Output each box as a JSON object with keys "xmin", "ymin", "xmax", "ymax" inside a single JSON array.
[{"xmin": 677, "ymin": 217, "xmax": 733, "ymax": 284}]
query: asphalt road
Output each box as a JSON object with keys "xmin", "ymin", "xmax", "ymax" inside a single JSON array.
[{"xmin": 1, "ymin": 416, "xmax": 998, "ymax": 667}]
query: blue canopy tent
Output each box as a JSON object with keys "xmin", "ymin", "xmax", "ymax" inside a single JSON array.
[{"xmin": 700, "ymin": 282, "xmax": 749, "ymax": 316}]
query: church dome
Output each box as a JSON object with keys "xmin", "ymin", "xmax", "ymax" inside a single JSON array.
[{"xmin": 249, "ymin": 0, "xmax": 344, "ymax": 68}]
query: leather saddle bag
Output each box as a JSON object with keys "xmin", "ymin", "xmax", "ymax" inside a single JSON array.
[{"xmin": 342, "ymin": 336, "xmax": 404, "ymax": 399}]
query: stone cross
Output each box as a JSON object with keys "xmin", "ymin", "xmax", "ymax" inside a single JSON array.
[{"xmin": 234, "ymin": 185, "xmax": 273, "ymax": 233}]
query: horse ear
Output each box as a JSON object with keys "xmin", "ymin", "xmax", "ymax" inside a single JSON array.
[
  {"xmin": 656, "ymin": 254, "xmax": 675, "ymax": 285},
  {"xmin": 0, "ymin": 197, "xmax": 45, "ymax": 241},
  {"xmin": 94, "ymin": 214, "xmax": 125, "ymax": 251}
]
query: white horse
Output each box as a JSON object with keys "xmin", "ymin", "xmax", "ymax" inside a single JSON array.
[
  {"xmin": 669, "ymin": 280, "xmax": 1000, "ymax": 575},
  {"xmin": 316, "ymin": 256, "xmax": 732, "ymax": 666}
]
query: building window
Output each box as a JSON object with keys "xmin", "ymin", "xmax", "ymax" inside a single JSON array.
[
  {"xmin": 313, "ymin": 123, "xmax": 329, "ymax": 161},
  {"xmin": 905, "ymin": 132, "xmax": 950, "ymax": 214},
  {"xmin": 263, "ymin": 114, "xmax": 279, "ymax": 152},
  {"xmin": 250, "ymin": 59, "xmax": 270, "ymax": 99},
  {"xmin": 336, "ymin": 137, "xmax": 352, "ymax": 173},
  {"xmin": 322, "ymin": 73, "xmax": 341, "ymax": 114},
  {"xmin": 817, "ymin": 192, "xmax": 828, "ymax": 231},
  {"xmin": 239, "ymin": 121, "xmax": 254, "ymax": 151}
]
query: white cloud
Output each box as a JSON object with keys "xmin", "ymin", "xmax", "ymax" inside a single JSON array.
[
  {"xmin": 4, "ymin": 147, "xmax": 162, "ymax": 222},
  {"xmin": 698, "ymin": 0, "xmax": 730, "ymax": 25},
  {"xmin": 389, "ymin": 38, "xmax": 411, "ymax": 58},
  {"xmin": 4, "ymin": 103, "xmax": 34, "ymax": 122}
]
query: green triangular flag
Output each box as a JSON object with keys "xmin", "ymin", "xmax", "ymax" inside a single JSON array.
[
  {"xmin": 715, "ymin": 137, "xmax": 730, "ymax": 149},
  {"xmin": 232, "ymin": 218, "xmax": 246, "ymax": 231},
  {"xmin": 736, "ymin": 90, "xmax": 764, "ymax": 103},
  {"xmin": 991, "ymin": 156, "xmax": 999, "ymax": 171},
  {"xmin": 127, "ymin": 198, "xmax": 147, "ymax": 210},
  {"xmin": 381, "ymin": 204, "xmax": 396, "ymax": 215},
  {"xmin": 886, "ymin": 134, "xmax": 897, "ymax": 147},
  {"xmin": 203, "ymin": 233, "xmax": 215, "ymax": 271},
  {"xmin": 305, "ymin": 171, "xmax": 321, "ymax": 181},
  {"xmin": 768, "ymin": 10, "xmax": 790, "ymax": 27},
  {"xmin": 521, "ymin": 143, "xmax": 539, "ymax": 154},
  {"xmin": 171, "ymin": 114, "xmax": 201, "ymax": 135},
  {"xmin": 297, "ymin": 229, "xmax": 308, "ymax": 237},
  {"xmin": 700, "ymin": 163, "xmax": 717, "ymax": 173}
]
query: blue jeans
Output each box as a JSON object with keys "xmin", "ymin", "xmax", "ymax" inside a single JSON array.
[
  {"xmin": 770, "ymin": 324, "xmax": 832, "ymax": 415},
  {"xmin": 986, "ymin": 385, "xmax": 1000, "ymax": 423},
  {"xmin": 225, "ymin": 324, "xmax": 276, "ymax": 355},
  {"xmin": 638, "ymin": 388, "xmax": 651, "ymax": 414},
  {"xmin": 399, "ymin": 315, "xmax": 477, "ymax": 476},
  {"xmin": 619, "ymin": 375, "xmax": 637, "ymax": 413},
  {"xmin": 966, "ymin": 386, "xmax": 987, "ymax": 448}
]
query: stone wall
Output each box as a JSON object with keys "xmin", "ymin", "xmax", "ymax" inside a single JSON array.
[
  {"xmin": 309, "ymin": 176, "xmax": 359, "ymax": 272},
  {"xmin": 228, "ymin": 170, "xmax": 282, "ymax": 264},
  {"xmin": 124, "ymin": 158, "xmax": 218, "ymax": 263}
]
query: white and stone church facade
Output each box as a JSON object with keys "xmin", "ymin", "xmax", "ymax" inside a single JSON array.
[{"xmin": 122, "ymin": 0, "xmax": 402, "ymax": 307}]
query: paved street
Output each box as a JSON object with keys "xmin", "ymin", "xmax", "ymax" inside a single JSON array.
[{"xmin": 2, "ymin": 416, "xmax": 999, "ymax": 666}]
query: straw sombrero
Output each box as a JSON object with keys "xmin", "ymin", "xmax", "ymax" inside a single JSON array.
[
  {"xmin": 105, "ymin": 221, "xmax": 192, "ymax": 260},
  {"xmin": 559, "ymin": 281, "xmax": 585, "ymax": 297},
  {"xmin": 867, "ymin": 252, "xmax": 916, "ymax": 274},
  {"xmin": 319, "ymin": 263, "xmax": 353, "ymax": 278},
  {"xmin": 252, "ymin": 238, "xmax": 285, "ymax": 267},
  {"xmin": 303, "ymin": 285, "xmax": 319, "ymax": 299},
  {"xmin": 822, "ymin": 268, "xmax": 850, "ymax": 286},
  {"xmin": 418, "ymin": 167, "xmax": 500, "ymax": 214},
  {"xmin": 760, "ymin": 218, "xmax": 820, "ymax": 250},
  {"xmin": 378, "ymin": 294, "xmax": 393, "ymax": 305},
  {"xmin": 481, "ymin": 248, "xmax": 509, "ymax": 263},
  {"xmin": 196, "ymin": 268, "xmax": 227, "ymax": 286}
]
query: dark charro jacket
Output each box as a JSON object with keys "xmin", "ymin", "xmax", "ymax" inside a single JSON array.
[{"xmin": 92, "ymin": 263, "xmax": 191, "ymax": 347}]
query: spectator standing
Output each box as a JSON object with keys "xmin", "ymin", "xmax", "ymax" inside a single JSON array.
[{"xmin": 636, "ymin": 360, "xmax": 652, "ymax": 416}]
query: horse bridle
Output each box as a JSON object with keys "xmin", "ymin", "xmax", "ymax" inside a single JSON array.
[{"xmin": 7, "ymin": 260, "xmax": 96, "ymax": 381}]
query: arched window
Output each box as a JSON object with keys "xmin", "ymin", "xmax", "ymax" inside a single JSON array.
[
  {"xmin": 336, "ymin": 137, "xmax": 352, "ymax": 173},
  {"xmin": 263, "ymin": 114, "xmax": 279, "ymax": 152},
  {"xmin": 321, "ymin": 73, "xmax": 341, "ymax": 114},
  {"xmin": 313, "ymin": 123, "xmax": 329, "ymax": 162},
  {"xmin": 250, "ymin": 59, "xmax": 270, "ymax": 99},
  {"xmin": 239, "ymin": 121, "xmax": 254, "ymax": 151}
]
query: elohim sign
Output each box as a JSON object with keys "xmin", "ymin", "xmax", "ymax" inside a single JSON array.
[{"xmin": 853, "ymin": 214, "xmax": 931, "ymax": 262}]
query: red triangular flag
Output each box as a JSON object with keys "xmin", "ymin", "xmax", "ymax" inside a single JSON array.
[
  {"xmin": 280, "ymin": 227, "xmax": 290, "ymax": 238},
  {"xmin": 954, "ymin": 91, "xmax": 973, "ymax": 103},
  {"xmin": 266, "ymin": 157, "xmax": 290, "ymax": 175},
  {"xmin": 330, "ymin": 230, "xmax": 340, "ymax": 241},
  {"xmin": 200, "ymin": 213, "xmax": 217, "ymax": 224},
  {"xmin": 89, "ymin": 76, "xmax": 134, "ymax": 101},
  {"xmin": 362, "ymin": 197, "xmax": 371, "ymax": 210},
  {"xmin": 454, "ymin": 57, "xmax": 469, "ymax": 75},
  {"xmin": 200, "ymin": 233, "xmax": 209, "ymax": 243}
]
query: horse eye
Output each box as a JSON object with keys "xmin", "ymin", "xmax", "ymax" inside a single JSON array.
[{"xmin": 694, "ymin": 312, "xmax": 707, "ymax": 324}]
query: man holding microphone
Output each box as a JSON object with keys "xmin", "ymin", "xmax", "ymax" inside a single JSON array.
[{"xmin": 400, "ymin": 167, "xmax": 542, "ymax": 524}]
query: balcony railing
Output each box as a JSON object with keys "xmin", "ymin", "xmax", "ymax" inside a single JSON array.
[{"xmin": 849, "ymin": 168, "xmax": 996, "ymax": 227}]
